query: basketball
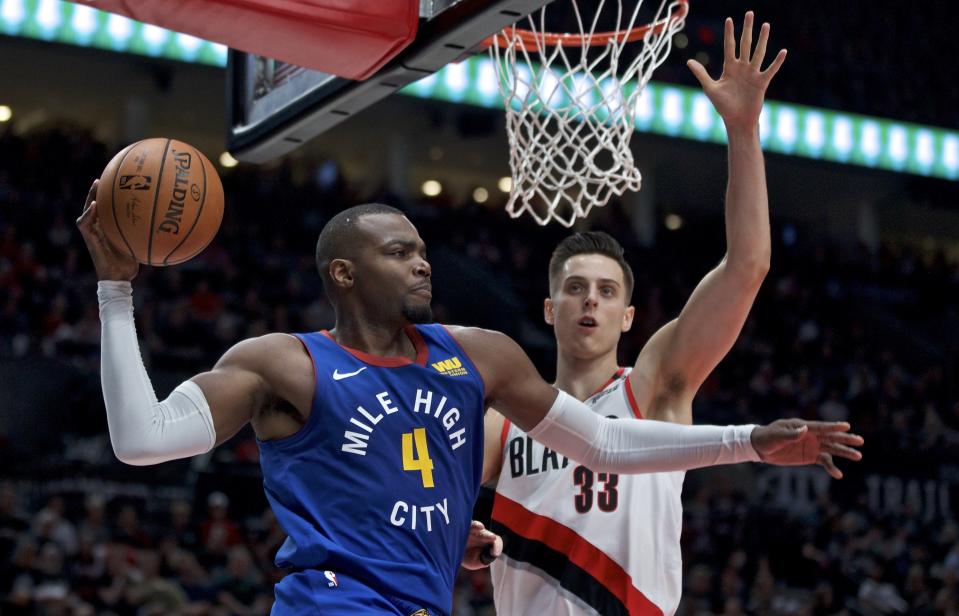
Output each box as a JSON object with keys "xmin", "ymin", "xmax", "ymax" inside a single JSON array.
[{"xmin": 95, "ymin": 138, "xmax": 224, "ymax": 266}]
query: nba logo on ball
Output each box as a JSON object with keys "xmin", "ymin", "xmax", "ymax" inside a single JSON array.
[
  {"xmin": 118, "ymin": 175, "xmax": 152, "ymax": 191},
  {"xmin": 323, "ymin": 570, "xmax": 338, "ymax": 588},
  {"xmin": 96, "ymin": 138, "xmax": 224, "ymax": 266}
]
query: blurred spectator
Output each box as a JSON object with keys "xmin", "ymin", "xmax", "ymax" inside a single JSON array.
[
  {"xmin": 215, "ymin": 545, "xmax": 272, "ymax": 615},
  {"xmin": 125, "ymin": 549, "xmax": 188, "ymax": 615},
  {"xmin": 114, "ymin": 504, "xmax": 152, "ymax": 550},
  {"xmin": 0, "ymin": 483, "xmax": 28, "ymax": 561},
  {"xmin": 165, "ymin": 499, "xmax": 201, "ymax": 552},
  {"xmin": 32, "ymin": 497, "xmax": 77, "ymax": 556},
  {"xmin": 201, "ymin": 492, "xmax": 242, "ymax": 570},
  {"xmin": 77, "ymin": 495, "xmax": 109, "ymax": 546}
]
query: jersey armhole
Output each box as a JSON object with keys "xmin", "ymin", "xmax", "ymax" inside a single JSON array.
[
  {"xmin": 257, "ymin": 333, "xmax": 321, "ymax": 449},
  {"xmin": 500, "ymin": 418, "xmax": 511, "ymax": 451},
  {"xmin": 623, "ymin": 374, "xmax": 644, "ymax": 419},
  {"xmin": 291, "ymin": 333, "xmax": 318, "ymax": 412},
  {"xmin": 440, "ymin": 324, "xmax": 487, "ymax": 402}
]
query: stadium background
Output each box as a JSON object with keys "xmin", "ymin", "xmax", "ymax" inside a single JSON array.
[{"xmin": 1, "ymin": 0, "xmax": 957, "ymax": 614}]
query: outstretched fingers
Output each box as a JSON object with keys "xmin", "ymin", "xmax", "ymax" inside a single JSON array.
[
  {"xmin": 738, "ymin": 11, "xmax": 754, "ymax": 63},
  {"xmin": 686, "ymin": 59, "xmax": 713, "ymax": 88},
  {"xmin": 804, "ymin": 421, "xmax": 852, "ymax": 434},
  {"xmin": 817, "ymin": 452, "xmax": 843, "ymax": 480},
  {"xmin": 811, "ymin": 424, "xmax": 863, "ymax": 449},
  {"xmin": 762, "ymin": 49, "xmax": 788, "ymax": 82},
  {"xmin": 723, "ymin": 17, "xmax": 736, "ymax": 63},
  {"xmin": 822, "ymin": 432, "xmax": 864, "ymax": 446},
  {"xmin": 822, "ymin": 441, "xmax": 863, "ymax": 462},
  {"xmin": 751, "ymin": 22, "xmax": 770, "ymax": 69}
]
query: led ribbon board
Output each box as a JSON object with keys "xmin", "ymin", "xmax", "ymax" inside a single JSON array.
[
  {"xmin": 405, "ymin": 59, "xmax": 959, "ymax": 182},
  {"xmin": 3, "ymin": 0, "xmax": 957, "ymax": 181},
  {"xmin": 1, "ymin": 0, "xmax": 227, "ymax": 65}
]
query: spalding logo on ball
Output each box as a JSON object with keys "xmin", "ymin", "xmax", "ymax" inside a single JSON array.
[{"xmin": 97, "ymin": 138, "xmax": 225, "ymax": 266}]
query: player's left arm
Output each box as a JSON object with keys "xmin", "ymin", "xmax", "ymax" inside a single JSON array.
[
  {"xmin": 451, "ymin": 326, "xmax": 557, "ymax": 433},
  {"xmin": 631, "ymin": 13, "xmax": 787, "ymax": 424}
]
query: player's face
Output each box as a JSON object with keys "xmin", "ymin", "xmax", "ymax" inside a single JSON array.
[
  {"xmin": 545, "ymin": 254, "xmax": 634, "ymax": 360},
  {"xmin": 353, "ymin": 213, "xmax": 433, "ymax": 323}
]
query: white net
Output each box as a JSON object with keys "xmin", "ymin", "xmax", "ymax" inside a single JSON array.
[{"xmin": 489, "ymin": 0, "xmax": 687, "ymax": 226}]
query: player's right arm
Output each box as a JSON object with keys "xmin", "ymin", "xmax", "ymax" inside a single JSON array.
[
  {"xmin": 78, "ymin": 180, "xmax": 285, "ymax": 465},
  {"xmin": 191, "ymin": 335, "xmax": 302, "ymax": 445}
]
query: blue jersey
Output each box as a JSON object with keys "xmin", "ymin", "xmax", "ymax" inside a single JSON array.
[{"xmin": 258, "ymin": 324, "xmax": 486, "ymax": 616}]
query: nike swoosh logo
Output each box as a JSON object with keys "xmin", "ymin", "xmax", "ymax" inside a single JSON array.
[{"xmin": 332, "ymin": 367, "xmax": 368, "ymax": 381}]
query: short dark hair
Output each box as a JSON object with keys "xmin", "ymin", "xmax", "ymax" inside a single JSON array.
[
  {"xmin": 548, "ymin": 231, "xmax": 634, "ymax": 303},
  {"xmin": 315, "ymin": 203, "xmax": 404, "ymax": 299}
]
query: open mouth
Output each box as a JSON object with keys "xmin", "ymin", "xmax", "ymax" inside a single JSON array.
[{"xmin": 578, "ymin": 316, "xmax": 597, "ymax": 328}]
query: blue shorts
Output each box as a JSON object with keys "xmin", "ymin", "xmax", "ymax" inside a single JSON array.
[{"xmin": 272, "ymin": 569, "xmax": 438, "ymax": 616}]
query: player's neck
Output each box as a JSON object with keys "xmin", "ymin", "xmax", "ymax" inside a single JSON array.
[
  {"xmin": 554, "ymin": 352, "xmax": 620, "ymax": 401},
  {"xmin": 329, "ymin": 314, "xmax": 415, "ymax": 359}
]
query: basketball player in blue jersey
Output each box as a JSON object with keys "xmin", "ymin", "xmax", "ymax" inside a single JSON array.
[{"xmin": 78, "ymin": 184, "xmax": 862, "ymax": 613}]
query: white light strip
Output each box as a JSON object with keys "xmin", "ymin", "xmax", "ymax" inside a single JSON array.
[{"xmin": 2, "ymin": 0, "xmax": 957, "ymax": 180}]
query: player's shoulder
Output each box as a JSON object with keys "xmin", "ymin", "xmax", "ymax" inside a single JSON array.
[
  {"xmin": 443, "ymin": 324, "xmax": 512, "ymax": 348},
  {"xmin": 230, "ymin": 332, "xmax": 302, "ymax": 354},
  {"xmin": 442, "ymin": 325, "xmax": 533, "ymax": 398},
  {"xmin": 216, "ymin": 333, "xmax": 306, "ymax": 372},
  {"xmin": 443, "ymin": 325, "xmax": 519, "ymax": 364}
]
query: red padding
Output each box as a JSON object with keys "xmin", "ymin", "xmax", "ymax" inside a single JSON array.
[{"xmin": 74, "ymin": 0, "xmax": 419, "ymax": 80}]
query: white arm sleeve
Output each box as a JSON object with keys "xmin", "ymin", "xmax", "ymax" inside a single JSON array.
[
  {"xmin": 98, "ymin": 281, "xmax": 216, "ymax": 466},
  {"xmin": 527, "ymin": 390, "xmax": 761, "ymax": 473}
]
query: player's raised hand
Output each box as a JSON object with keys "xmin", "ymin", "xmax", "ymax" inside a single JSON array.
[
  {"xmin": 686, "ymin": 11, "xmax": 787, "ymax": 130},
  {"xmin": 752, "ymin": 419, "xmax": 864, "ymax": 479},
  {"xmin": 461, "ymin": 520, "xmax": 503, "ymax": 570},
  {"xmin": 76, "ymin": 179, "xmax": 139, "ymax": 282}
]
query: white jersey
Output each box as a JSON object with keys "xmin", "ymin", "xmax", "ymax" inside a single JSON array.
[{"xmin": 490, "ymin": 368, "xmax": 685, "ymax": 616}]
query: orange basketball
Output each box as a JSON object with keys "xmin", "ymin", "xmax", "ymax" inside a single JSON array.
[{"xmin": 96, "ymin": 138, "xmax": 224, "ymax": 266}]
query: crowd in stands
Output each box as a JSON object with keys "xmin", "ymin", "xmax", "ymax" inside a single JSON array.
[
  {"xmin": 539, "ymin": 0, "xmax": 959, "ymax": 129},
  {"xmin": 1, "ymin": 125, "xmax": 958, "ymax": 614},
  {"xmin": 0, "ymin": 488, "xmax": 278, "ymax": 615},
  {"xmin": 663, "ymin": 0, "xmax": 959, "ymax": 130}
]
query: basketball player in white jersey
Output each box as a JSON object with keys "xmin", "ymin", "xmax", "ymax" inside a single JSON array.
[{"xmin": 479, "ymin": 14, "xmax": 809, "ymax": 615}]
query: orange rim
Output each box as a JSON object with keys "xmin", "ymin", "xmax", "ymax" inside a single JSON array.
[{"xmin": 481, "ymin": 0, "xmax": 688, "ymax": 51}]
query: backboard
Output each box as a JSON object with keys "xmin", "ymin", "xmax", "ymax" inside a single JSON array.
[{"xmin": 227, "ymin": 0, "xmax": 554, "ymax": 163}]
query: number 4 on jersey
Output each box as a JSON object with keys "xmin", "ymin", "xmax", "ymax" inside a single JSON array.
[{"xmin": 402, "ymin": 427, "xmax": 435, "ymax": 488}]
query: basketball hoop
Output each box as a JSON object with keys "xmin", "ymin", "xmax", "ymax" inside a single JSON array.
[{"xmin": 484, "ymin": 0, "xmax": 688, "ymax": 227}]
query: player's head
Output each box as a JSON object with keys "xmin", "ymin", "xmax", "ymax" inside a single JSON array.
[
  {"xmin": 545, "ymin": 231, "xmax": 635, "ymax": 359},
  {"xmin": 316, "ymin": 204, "xmax": 432, "ymax": 324}
]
